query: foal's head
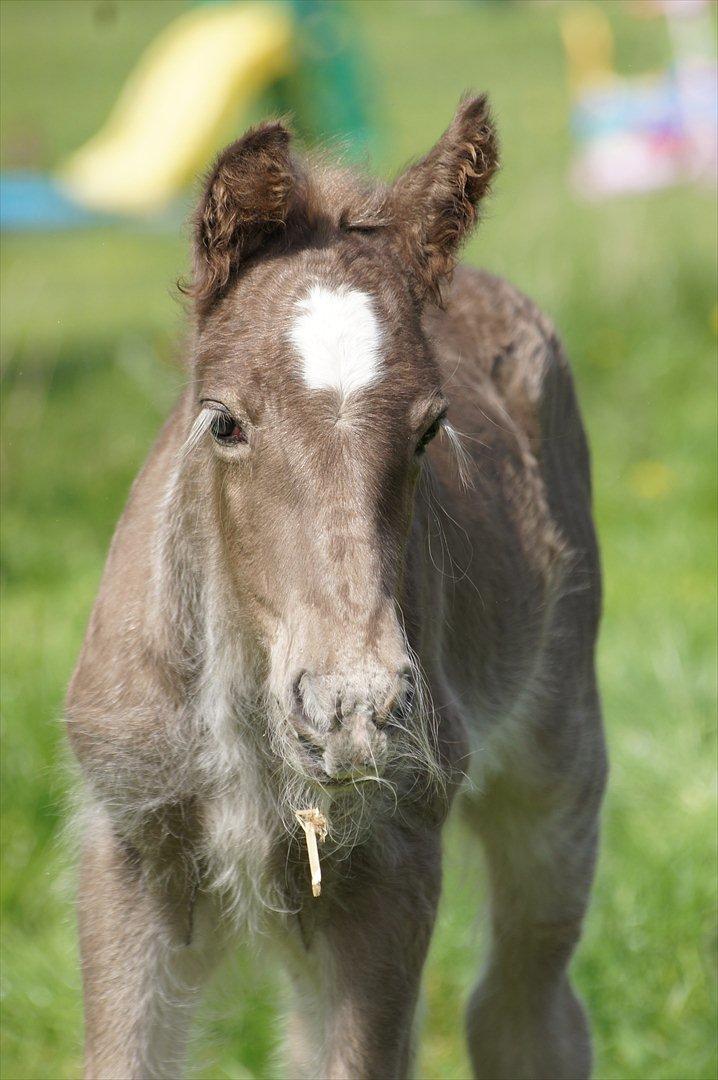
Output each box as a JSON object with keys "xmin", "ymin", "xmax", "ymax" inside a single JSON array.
[{"xmin": 184, "ymin": 97, "xmax": 498, "ymax": 806}]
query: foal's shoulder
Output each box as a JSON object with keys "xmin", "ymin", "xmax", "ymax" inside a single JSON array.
[
  {"xmin": 438, "ymin": 263, "xmax": 557, "ymax": 369},
  {"xmin": 438, "ymin": 264, "xmax": 598, "ymax": 607},
  {"xmin": 431, "ymin": 265, "xmax": 586, "ymax": 465}
]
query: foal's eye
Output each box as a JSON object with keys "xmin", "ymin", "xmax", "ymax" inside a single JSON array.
[
  {"xmin": 416, "ymin": 418, "xmax": 442, "ymax": 455},
  {"xmin": 210, "ymin": 413, "xmax": 246, "ymax": 444}
]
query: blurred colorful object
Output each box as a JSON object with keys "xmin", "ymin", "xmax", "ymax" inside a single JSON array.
[
  {"xmin": 561, "ymin": 0, "xmax": 717, "ymax": 199},
  {"xmin": 60, "ymin": 3, "xmax": 293, "ymax": 215},
  {"xmin": 282, "ymin": 0, "xmax": 373, "ymax": 159},
  {"xmin": 0, "ymin": 172, "xmax": 104, "ymax": 230},
  {"xmin": 0, "ymin": 0, "xmax": 371, "ymax": 230}
]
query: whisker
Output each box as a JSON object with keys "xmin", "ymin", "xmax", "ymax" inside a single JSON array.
[{"xmin": 442, "ymin": 421, "xmax": 476, "ymax": 490}]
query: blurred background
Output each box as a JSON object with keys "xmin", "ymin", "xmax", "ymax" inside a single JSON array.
[{"xmin": 1, "ymin": 1, "xmax": 715, "ymax": 1077}]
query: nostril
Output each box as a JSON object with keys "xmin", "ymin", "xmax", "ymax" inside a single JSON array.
[
  {"xmin": 379, "ymin": 666, "xmax": 415, "ymax": 725},
  {"xmin": 292, "ymin": 669, "xmax": 308, "ymax": 713},
  {"xmin": 296, "ymin": 730, "xmax": 323, "ymax": 759},
  {"xmin": 292, "ymin": 669, "xmax": 327, "ymax": 732}
]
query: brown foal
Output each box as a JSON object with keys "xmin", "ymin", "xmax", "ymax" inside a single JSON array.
[{"xmin": 67, "ymin": 96, "xmax": 607, "ymax": 1079}]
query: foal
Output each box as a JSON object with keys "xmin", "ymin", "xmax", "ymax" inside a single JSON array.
[{"xmin": 67, "ymin": 96, "xmax": 607, "ymax": 1079}]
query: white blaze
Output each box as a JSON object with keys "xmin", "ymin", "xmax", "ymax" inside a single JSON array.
[{"xmin": 290, "ymin": 285, "xmax": 383, "ymax": 396}]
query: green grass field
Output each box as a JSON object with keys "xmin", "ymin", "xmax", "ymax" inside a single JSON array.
[{"xmin": 1, "ymin": 2, "xmax": 716, "ymax": 1077}]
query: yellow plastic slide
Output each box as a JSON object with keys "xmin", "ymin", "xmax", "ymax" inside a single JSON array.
[{"xmin": 61, "ymin": 3, "xmax": 293, "ymax": 215}]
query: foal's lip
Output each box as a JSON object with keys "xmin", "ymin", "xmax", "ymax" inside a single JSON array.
[
  {"xmin": 313, "ymin": 775, "xmax": 352, "ymax": 789},
  {"xmin": 313, "ymin": 772, "xmax": 378, "ymax": 791}
]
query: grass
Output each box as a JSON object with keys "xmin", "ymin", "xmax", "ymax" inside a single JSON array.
[{"xmin": 1, "ymin": 1, "xmax": 716, "ymax": 1077}]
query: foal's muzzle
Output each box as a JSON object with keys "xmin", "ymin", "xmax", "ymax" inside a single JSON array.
[{"xmin": 290, "ymin": 666, "xmax": 413, "ymax": 783}]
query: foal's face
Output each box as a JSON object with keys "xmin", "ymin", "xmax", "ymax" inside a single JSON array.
[
  {"xmin": 186, "ymin": 97, "xmax": 497, "ymax": 790},
  {"xmin": 195, "ymin": 248, "xmax": 445, "ymax": 784}
]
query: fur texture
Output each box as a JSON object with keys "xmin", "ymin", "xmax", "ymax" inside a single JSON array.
[
  {"xmin": 67, "ymin": 96, "xmax": 606, "ymax": 1080},
  {"xmin": 290, "ymin": 285, "xmax": 384, "ymax": 395}
]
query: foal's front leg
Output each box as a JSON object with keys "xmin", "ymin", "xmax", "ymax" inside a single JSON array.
[
  {"xmin": 464, "ymin": 702, "xmax": 607, "ymax": 1080},
  {"xmin": 78, "ymin": 809, "xmax": 218, "ymax": 1080},
  {"xmin": 287, "ymin": 833, "xmax": 442, "ymax": 1080}
]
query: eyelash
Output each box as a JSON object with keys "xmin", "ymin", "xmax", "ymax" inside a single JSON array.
[{"xmin": 416, "ymin": 416, "xmax": 444, "ymax": 455}]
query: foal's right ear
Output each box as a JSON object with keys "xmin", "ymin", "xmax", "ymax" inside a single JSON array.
[
  {"xmin": 388, "ymin": 95, "xmax": 499, "ymax": 305},
  {"xmin": 190, "ymin": 122, "xmax": 296, "ymax": 317}
]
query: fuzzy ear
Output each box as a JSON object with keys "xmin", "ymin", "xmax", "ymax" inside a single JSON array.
[
  {"xmin": 190, "ymin": 121, "xmax": 296, "ymax": 317},
  {"xmin": 389, "ymin": 95, "xmax": 499, "ymax": 304}
]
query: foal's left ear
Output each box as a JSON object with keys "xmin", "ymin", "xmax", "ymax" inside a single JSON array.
[
  {"xmin": 388, "ymin": 95, "xmax": 499, "ymax": 304},
  {"xmin": 190, "ymin": 121, "xmax": 297, "ymax": 317}
]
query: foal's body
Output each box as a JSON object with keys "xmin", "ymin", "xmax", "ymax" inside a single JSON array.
[{"xmin": 68, "ymin": 100, "xmax": 606, "ymax": 1079}]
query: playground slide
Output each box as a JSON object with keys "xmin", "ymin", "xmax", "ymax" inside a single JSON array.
[{"xmin": 60, "ymin": 3, "xmax": 293, "ymax": 215}]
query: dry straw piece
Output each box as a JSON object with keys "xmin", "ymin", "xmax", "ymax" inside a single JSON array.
[{"xmin": 295, "ymin": 808, "xmax": 328, "ymax": 898}]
